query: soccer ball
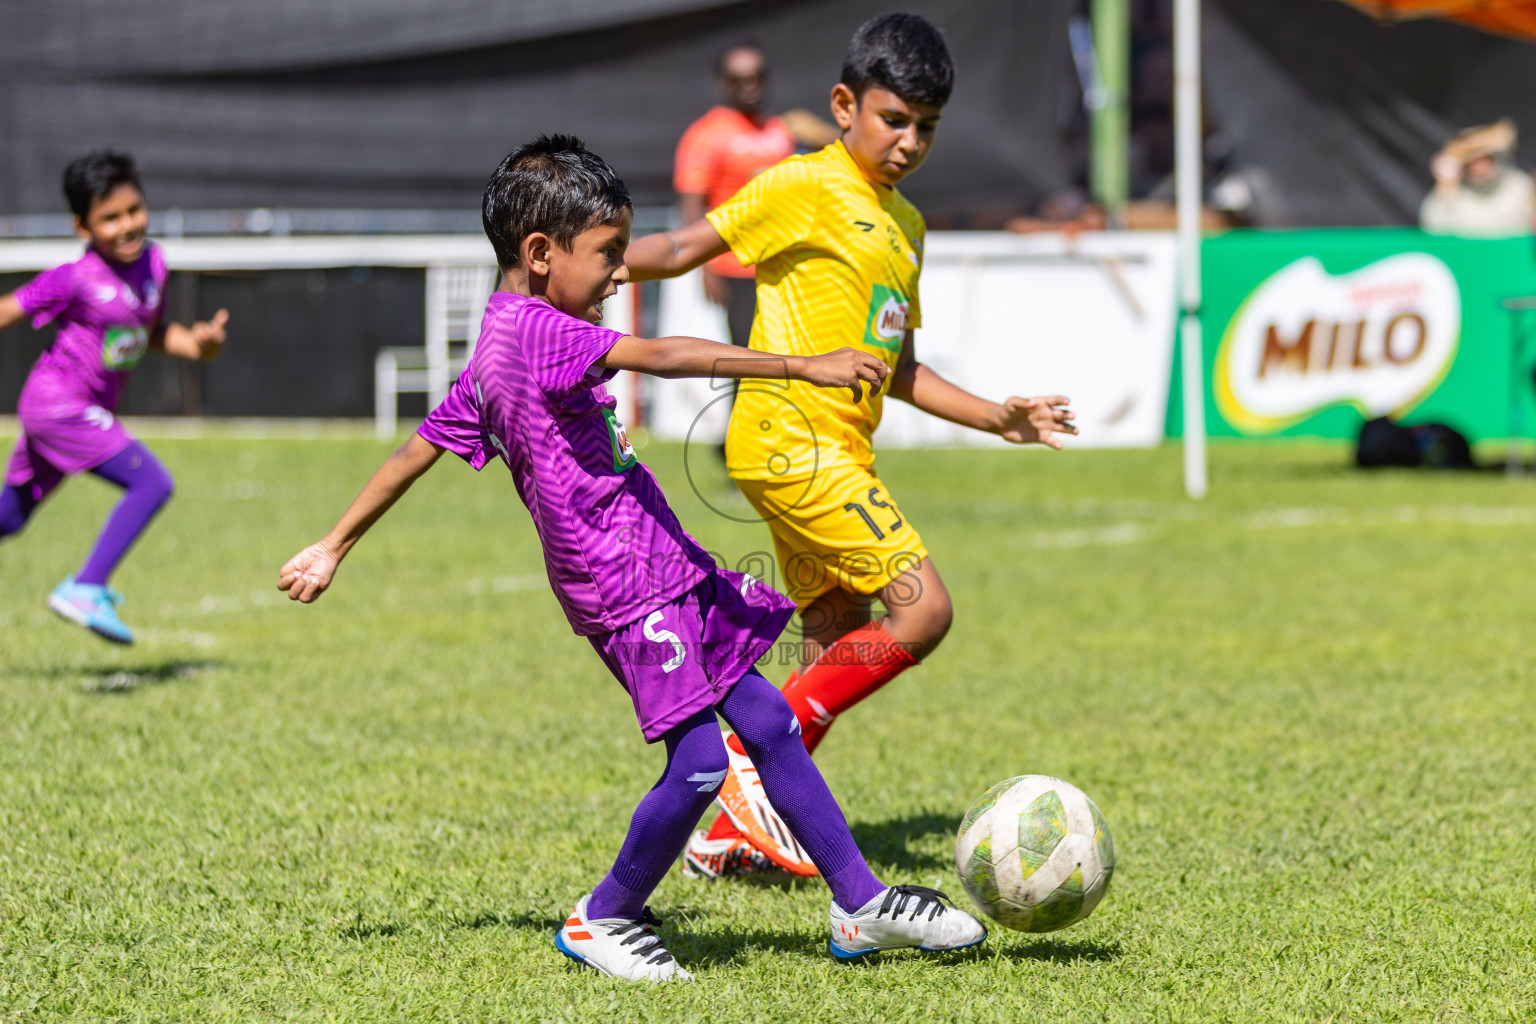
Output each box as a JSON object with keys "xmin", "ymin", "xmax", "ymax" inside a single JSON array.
[{"xmin": 954, "ymin": 774, "xmax": 1115, "ymax": 933}]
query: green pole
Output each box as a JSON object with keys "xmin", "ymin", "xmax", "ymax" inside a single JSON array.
[{"xmin": 1091, "ymin": 0, "xmax": 1130, "ymax": 227}]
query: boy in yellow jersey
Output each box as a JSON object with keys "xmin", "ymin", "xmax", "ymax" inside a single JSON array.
[{"xmin": 626, "ymin": 13, "xmax": 1076, "ymax": 877}]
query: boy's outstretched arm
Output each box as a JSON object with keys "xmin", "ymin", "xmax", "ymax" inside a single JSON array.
[
  {"xmin": 0, "ymin": 293, "xmax": 26, "ymax": 333},
  {"xmin": 152, "ymin": 309, "xmax": 229, "ymax": 361},
  {"xmin": 278, "ymin": 434, "xmax": 445, "ymax": 603},
  {"xmin": 602, "ymin": 335, "xmax": 888, "ymax": 402},
  {"xmin": 887, "ymin": 330, "xmax": 1077, "ymax": 449},
  {"xmin": 622, "ymin": 219, "xmax": 732, "ymax": 282}
]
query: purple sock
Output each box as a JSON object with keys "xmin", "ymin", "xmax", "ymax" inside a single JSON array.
[
  {"xmin": 585, "ymin": 671, "xmax": 887, "ymax": 920},
  {"xmin": 77, "ymin": 442, "xmax": 173, "ymax": 586},
  {"xmin": 719, "ymin": 669, "xmax": 886, "ymax": 914},
  {"xmin": 0, "ymin": 485, "xmax": 38, "ymax": 538},
  {"xmin": 587, "ymin": 706, "xmax": 728, "ymax": 920}
]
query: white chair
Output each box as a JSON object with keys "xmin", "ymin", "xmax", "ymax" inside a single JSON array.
[{"xmin": 375, "ymin": 262, "xmax": 497, "ymax": 440}]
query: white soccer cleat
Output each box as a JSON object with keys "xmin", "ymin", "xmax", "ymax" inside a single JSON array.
[
  {"xmin": 681, "ymin": 829, "xmax": 784, "ymax": 880},
  {"xmin": 553, "ymin": 895, "xmax": 693, "ymax": 983},
  {"xmin": 828, "ymin": 885, "xmax": 988, "ymax": 959}
]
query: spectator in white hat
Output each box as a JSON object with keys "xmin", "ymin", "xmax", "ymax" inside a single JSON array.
[{"xmin": 1420, "ymin": 119, "xmax": 1534, "ymax": 238}]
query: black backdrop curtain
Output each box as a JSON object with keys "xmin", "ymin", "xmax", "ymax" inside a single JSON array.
[{"xmin": 0, "ymin": 0, "xmax": 1080, "ymax": 221}]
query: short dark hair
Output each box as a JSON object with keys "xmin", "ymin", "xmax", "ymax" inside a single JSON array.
[
  {"xmin": 481, "ymin": 134, "xmax": 632, "ymax": 272},
  {"xmin": 62, "ymin": 151, "xmax": 143, "ymax": 222},
  {"xmin": 715, "ymin": 41, "xmax": 765, "ymax": 78},
  {"xmin": 840, "ymin": 13, "xmax": 954, "ymax": 108}
]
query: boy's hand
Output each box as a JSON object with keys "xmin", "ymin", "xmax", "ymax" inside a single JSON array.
[
  {"xmin": 994, "ymin": 395, "xmax": 1077, "ymax": 449},
  {"xmin": 797, "ymin": 348, "xmax": 890, "ymax": 402},
  {"xmin": 279, "ymin": 540, "xmax": 341, "ymax": 603},
  {"xmin": 189, "ymin": 309, "xmax": 229, "ymax": 360}
]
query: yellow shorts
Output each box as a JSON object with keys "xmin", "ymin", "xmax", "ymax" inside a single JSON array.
[{"xmin": 734, "ymin": 463, "xmax": 928, "ymax": 611}]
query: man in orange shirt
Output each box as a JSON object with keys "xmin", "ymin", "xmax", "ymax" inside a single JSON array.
[{"xmin": 673, "ymin": 44, "xmax": 798, "ymax": 353}]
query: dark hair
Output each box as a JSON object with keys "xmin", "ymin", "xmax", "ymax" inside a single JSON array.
[
  {"xmin": 840, "ymin": 13, "xmax": 953, "ymax": 108},
  {"xmin": 714, "ymin": 41, "xmax": 765, "ymax": 78},
  {"xmin": 62, "ymin": 151, "xmax": 143, "ymax": 222},
  {"xmin": 481, "ymin": 134, "xmax": 632, "ymax": 272}
]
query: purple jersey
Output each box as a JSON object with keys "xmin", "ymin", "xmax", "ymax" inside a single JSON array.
[
  {"xmin": 418, "ymin": 292, "xmax": 716, "ymax": 636},
  {"xmin": 15, "ymin": 243, "xmax": 168, "ymax": 413}
]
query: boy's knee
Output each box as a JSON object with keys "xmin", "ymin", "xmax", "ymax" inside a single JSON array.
[
  {"xmin": 921, "ymin": 604, "xmax": 946, "ymax": 654},
  {"xmin": 924, "ymin": 595, "xmax": 954, "ymax": 647},
  {"xmin": 148, "ymin": 467, "xmax": 175, "ymax": 507},
  {"xmin": 888, "ymin": 588, "xmax": 952, "ymax": 656},
  {"xmin": 669, "ymin": 728, "xmax": 730, "ymax": 798},
  {"xmin": 693, "ymin": 735, "xmax": 730, "ymax": 782},
  {"xmin": 731, "ymin": 707, "xmax": 800, "ymax": 763}
]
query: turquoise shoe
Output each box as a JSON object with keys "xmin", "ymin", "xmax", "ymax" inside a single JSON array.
[{"xmin": 48, "ymin": 577, "xmax": 134, "ymax": 644}]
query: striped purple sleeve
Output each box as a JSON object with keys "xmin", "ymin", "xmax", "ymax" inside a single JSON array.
[
  {"xmin": 518, "ymin": 300, "xmax": 624, "ymax": 399},
  {"xmin": 15, "ymin": 263, "xmax": 78, "ymax": 328},
  {"xmin": 417, "ymin": 370, "xmax": 493, "ymax": 470}
]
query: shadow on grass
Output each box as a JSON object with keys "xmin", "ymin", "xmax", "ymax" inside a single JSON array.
[
  {"xmin": 849, "ymin": 810, "xmax": 954, "ymax": 872},
  {"xmin": 831, "ymin": 936, "xmax": 1124, "ymax": 970},
  {"xmin": 76, "ymin": 659, "xmax": 223, "ymax": 694},
  {"xmin": 982, "ymin": 936, "xmax": 1124, "ymax": 964},
  {"xmin": 450, "ymin": 909, "xmax": 562, "ymax": 933},
  {"xmin": 664, "ymin": 924, "xmax": 824, "ymax": 967},
  {"xmin": 367, "ymin": 903, "xmax": 1118, "ymax": 970},
  {"xmin": 453, "ymin": 906, "xmax": 823, "ymax": 966},
  {"xmin": 339, "ymin": 909, "xmax": 536, "ymax": 941},
  {"xmin": 336, "ymin": 917, "xmax": 404, "ymax": 940},
  {"xmin": 678, "ymin": 928, "xmax": 1124, "ymax": 970}
]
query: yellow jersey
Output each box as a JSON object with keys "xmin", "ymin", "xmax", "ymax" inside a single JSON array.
[{"xmin": 707, "ymin": 140, "xmax": 925, "ymax": 481}]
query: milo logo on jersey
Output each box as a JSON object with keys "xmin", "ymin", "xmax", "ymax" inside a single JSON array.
[
  {"xmin": 101, "ymin": 326, "xmax": 149, "ymax": 370},
  {"xmin": 603, "ymin": 407, "xmax": 639, "ymax": 473},
  {"xmin": 862, "ymin": 284, "xmax": 909, "ymax": 353}
]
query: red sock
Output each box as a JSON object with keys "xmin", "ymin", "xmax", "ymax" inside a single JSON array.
[
  {"xmin": 781, "ymin": 623, "xmax": 917, "ymax": 753},
  {"xmin": 704, "ymin": 812, "xmax": 745, "ymax": 841}
]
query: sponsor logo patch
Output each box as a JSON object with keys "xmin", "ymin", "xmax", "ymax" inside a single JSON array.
[
  {"xmin": 101, "ymin": 326, "xmax": 149, "ymax": 370},
  {"xmin": 1215, "ymin": 254, "xmax": 1460, "ymax": 433},
  {"xmin": 862, "ymin": 284, "xmax": 909, "ymax": 353},
  {"xmin": 603, "ymin": 406, "xmax": 638, "ymax": 472}
]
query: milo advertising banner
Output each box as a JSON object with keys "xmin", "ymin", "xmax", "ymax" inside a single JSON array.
[{"xmin": 1173, "ymin": 230, "xmax": 1536, "ymax": 440}]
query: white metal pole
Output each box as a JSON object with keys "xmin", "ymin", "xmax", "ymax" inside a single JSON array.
[
  {"xmin": 425, "ymin": 263, "xmax": 449, "ymax": 408},
  {"xmin": 375, "ymin": 351, "xmax": 397, "ymax": 442},
  {"xmin": 1175, "ymin": 0, "xmax": 1208, "ymax": 499}
]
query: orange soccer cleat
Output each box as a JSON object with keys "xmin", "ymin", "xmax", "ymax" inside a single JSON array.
[{"xmin": 713, "ymin": 732, "xmax": 820, "ymax": 877}]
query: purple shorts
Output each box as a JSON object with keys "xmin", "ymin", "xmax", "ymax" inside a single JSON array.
[
  {"xmin": 5, "ymin": 406, "xmax": 134, "ymax": 499},
  {"xmin": 590, "ymin": 569, "xmax": 796, "ymax": 742},
  {"xmin": 6, "ymin": 373, "xmax": 133, "ymax": 498}
]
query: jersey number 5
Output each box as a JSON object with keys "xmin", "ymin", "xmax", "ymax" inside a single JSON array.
[{"xmin": 643, "ymin": 611, "xmax": 687, "ymax": 674}]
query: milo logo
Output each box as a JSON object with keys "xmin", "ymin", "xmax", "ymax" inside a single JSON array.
[
  {"xmin": 101, "ymin": 326, "xmax": 149, "ymax": 370},
  {"xmin": 862, "ymin": 284, "xmax": 909, "ymax": 353},
  {"xmin": 603, "ymin": 406, "xmax": 638, "ymax": 473},
  {"xmin": 1215, "ymin": 254, "xmax": 1460, "ymax": 433}
]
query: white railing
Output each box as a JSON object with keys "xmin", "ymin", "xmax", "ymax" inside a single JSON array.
[{"xmin": 375, "ymin": 262, "xmax": 497, "ymax": 440}]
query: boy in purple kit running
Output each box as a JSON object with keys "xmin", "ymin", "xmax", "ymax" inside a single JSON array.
[
  {"xmin": 0, "ymin": 152, "xmax": 228, "ymax": 644},
  {"xmin": 277, "ymin": 135, "xmax": 986, "ymax": 982}
]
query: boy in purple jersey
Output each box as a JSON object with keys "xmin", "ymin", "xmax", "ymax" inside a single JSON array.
[
  {"xmin": 0, "ymin": 152, "xmax": 228, "ymax": 644},
  {"xmin": 277, "ymin": 135, "xmax": 986, "ymax": 982}
]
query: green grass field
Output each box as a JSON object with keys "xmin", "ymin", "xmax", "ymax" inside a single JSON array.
[{"xmin": 2, "ymin": 432, "xmax": 1534, "ymax": 1022}]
